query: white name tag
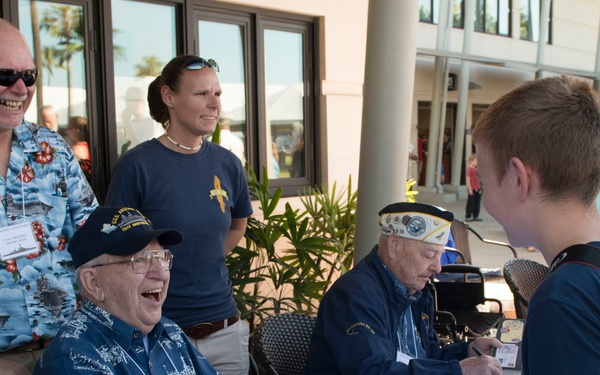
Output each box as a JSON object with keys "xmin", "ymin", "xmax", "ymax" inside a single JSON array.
[
  {"xmin": 0, "ymin": 222, "xmax": 40, "ymax": 260},
  {"xmin": 396, "ymin": 350, "xmax": 413, "ymax": 365}
]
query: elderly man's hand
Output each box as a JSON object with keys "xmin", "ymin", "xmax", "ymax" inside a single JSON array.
[
  {"xmin": 459, "ymin": 355, "xmax": 503, "ymax": 375},
  {"xmin": 0, "ymin": 359, "xmax": 31, "ymax": 375},
  {"xmin": 469, "ymin": 337, "xmax": 502, "ymax": 356}
]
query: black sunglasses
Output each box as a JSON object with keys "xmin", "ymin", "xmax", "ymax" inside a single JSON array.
[
  {"xmin": 184, "ymin": 57, "xmax": 220, "ymax": 72},
  {"xmin": 0, "ymin": 69, "xmax": 39, "ymax": 87}
]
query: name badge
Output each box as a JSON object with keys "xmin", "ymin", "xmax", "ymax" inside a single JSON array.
[
  {"xmin": 0, "ymin": 222, "xmax": 40, "ymax": 260},
  {"xmin": 396, "ymin": 350, "xmax": 413, "ymax": 365}
]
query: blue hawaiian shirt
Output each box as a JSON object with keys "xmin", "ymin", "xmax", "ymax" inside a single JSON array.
[
  {"xmin": 0, "ymin": 120, "xmax": 98, "ymax": 352},
  {"xmin": 33, "ymin": 299, "xmax": 220, "ymax": 375}
]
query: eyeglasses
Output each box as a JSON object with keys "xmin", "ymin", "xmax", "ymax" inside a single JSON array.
[
  {"xmin": 0, "ymin": 69, "xmax": 39, "ymax": 87},
  {"xmin": 91, "ymin": 249, "xmax": 173, "ymax": 274},
  {"xmin": 184, "ymin": 57, "xmax": 220, "ymax": 73}
]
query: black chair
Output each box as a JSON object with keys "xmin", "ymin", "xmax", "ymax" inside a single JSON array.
[
  {"xmin": 433, "ymin": 264, "xmax": 504, "ymax": 340},
  {"xmin": 253, "ymin": 313, "xmax": 317, "ymax": 375},
  {"xmin": 249, "ymin": 352, "xmax": 259, "ymax": 375},
  {"xmin": 450, "ymin": 219, "xmax": 517, "ymax": 264},
  {"xmin": 503, "ymin": 258, "xmax": 549, "ymax": 318},
  {"xmin": 428, "ymin": 281, "xmax": 465, "ymax": 345}
]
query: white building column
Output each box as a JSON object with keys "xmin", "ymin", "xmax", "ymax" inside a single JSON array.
[
  {"xmin": 449, "ymin": 0, "xmax": 475, "ymax": 189},
  {"xmin": 354, "ymin": 0, "xmax": 419, "ymax": 262},
  {"xmin": 594, "ymin": 11, "xmax": 600, "ymax": 90},
  {"xmin": 535, "ymin": 0, "xmax": 551, "ymax": 78}
]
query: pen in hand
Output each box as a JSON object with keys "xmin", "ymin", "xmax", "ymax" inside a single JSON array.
[{"xmin": 472, "ymin": 346, "xmax": 483, "ymax": 357}]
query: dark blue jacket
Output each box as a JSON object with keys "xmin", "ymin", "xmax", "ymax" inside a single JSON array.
[{"xmin": 305, "ymin": 247, "xmax": 468, "ymax": 374}]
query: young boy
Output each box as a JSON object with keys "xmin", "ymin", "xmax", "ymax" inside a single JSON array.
[
  {"xmin": 472, "ymin": 75, "xmax": 600, "ymax": 375},
  {"xmin": 465, "ymin": 154, "xmax": 481, "ymax": 222}
]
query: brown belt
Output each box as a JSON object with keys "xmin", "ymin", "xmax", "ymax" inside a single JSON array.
[
  {"xmin": 183, "ymin": 314, "xmax": 240, "ymax": 340},
  {"xmin": 3, "ymin": 339, "xmax": 53, "ymax": 354}
]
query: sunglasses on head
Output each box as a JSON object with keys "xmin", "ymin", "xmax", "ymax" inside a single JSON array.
[
  {"xmin": 0, "ymin": 69, "xmax": 39, "ymax": 87},
  {"xmin": 184, "ymin": 57, "xmax": 220, "ymax": 72}
]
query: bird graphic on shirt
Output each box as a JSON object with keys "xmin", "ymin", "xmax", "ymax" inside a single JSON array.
[{"xmin": 210, "ymin": 175, "xmax": 228, "ymax": 213}]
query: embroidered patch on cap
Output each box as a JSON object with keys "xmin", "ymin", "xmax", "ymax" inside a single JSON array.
[{"xmin": 378, "ymin": 202, "xmax": 453, "ymax": 245}]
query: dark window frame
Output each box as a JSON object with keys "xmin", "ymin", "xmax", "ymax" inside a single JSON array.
[
  {"xmin": 194, "ymin": 4, "xmax": 320, "ymax": 196},
  {"xmin": 520, "ymin": 0, "xmax": 552, "ymax": 43},
  {"xmin": 420, "ymin": 0, "xmax": 512, "ymax": 38},
  {"xmin": 4, "ymin": 0, "xmax": 320, "ymax": 198},
  {"xmin": 472, "ymin": 0, "xmax": 511, "ymax": 36}
]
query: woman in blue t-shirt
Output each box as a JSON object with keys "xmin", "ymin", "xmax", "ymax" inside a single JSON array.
[{"xmin": 105, "ymin": 55, "xmax": 253, "ymax": 375}]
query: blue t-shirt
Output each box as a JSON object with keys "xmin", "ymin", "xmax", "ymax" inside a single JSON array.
[
  {"xmin": 33, "ymin": 299, "xmax": 220, "ymax": 374},
  {"xmin": 105, "ymin": 139, "xmax": 253, "ymax": 326},
  {"xmin": 521, "ymin": 249, "xmax": 600, "ymax": 374}
]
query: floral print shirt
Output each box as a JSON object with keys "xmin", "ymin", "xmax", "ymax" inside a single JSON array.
[
  {"xmin": 33, "ymin": 299, "xmax": 220, "ymax": 375},
  {"xmin": 0, "ymin": 120, "xmax": 98, "ymax": 352}
]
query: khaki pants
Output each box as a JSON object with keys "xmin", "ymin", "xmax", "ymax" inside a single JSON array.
[
  {"xmin": 0, "ymin": 347, "xmax": 45, "ymax": 373},
  {"xmin": 188, "ymin": 319, "xmax": 250, "ymax": 375}
]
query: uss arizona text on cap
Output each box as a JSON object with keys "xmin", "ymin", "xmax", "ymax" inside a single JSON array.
[{"xmin": 69, "ymin": 206, "xmax": 183, "ymax": 268}]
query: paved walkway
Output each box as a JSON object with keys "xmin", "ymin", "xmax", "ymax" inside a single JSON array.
[{"xmin": 418, "ymin": 193, "xmax": 547, "ymax": 317}]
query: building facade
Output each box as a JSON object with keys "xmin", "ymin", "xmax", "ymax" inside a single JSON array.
[{"xmin": 2, "ymin": 0, "xmax": 599, "ymax": 202}]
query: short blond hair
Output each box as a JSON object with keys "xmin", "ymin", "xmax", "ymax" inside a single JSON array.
[{"xmin": 473, "ymin": 75, "xmax": 600, "ymax": 204}]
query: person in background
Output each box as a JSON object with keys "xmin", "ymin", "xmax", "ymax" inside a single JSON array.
[
  {"xmin": 305, "ymin": 202, "xmax": 502, "ymax": 375},
  {"xmin": 0, "ymin": 19, "xmax": 98, "ymax": 374},
  {"xmin": 289, "ymin": 122, "xmax": 304, "ymax": 178},
  {"xmin": 121, "ymin": 86, "xmax": 164, "ymax": 153},
  {"xmin": 105, "ymin": 55, "xmax": 253, "ymax": 375},
  {"xmin": 37, "ymin": 105, "xmax": 58, "ymax": 132},
  {"xmin": 407, "ymin": 142, "xmax": 419, "ymax": 181},
  {"xmin": 65, "ymin": 116, "xmax": 92, "ymax": 181},
  {"xmin": 33, "ymin": 206, "xmax": 219, "ymax": 374},
  {"xmin": 208, "ymin": 111, "xmax": 246, "ymax": 165},
  {"xmin": 65, "ymin": 116, "xmax": 90, "ymax": 162},
  {"xmin": 472, "ymin": 75, "xmax": 600, "ymax": 374},
  {"xmin": 465, "ymin": 154, "xmax": 482, "ymax": 222}
]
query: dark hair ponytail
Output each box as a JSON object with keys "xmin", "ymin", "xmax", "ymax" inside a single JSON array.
[
  {"xmin": 148, "ymin": 75, "xmax": 168, "ymax": 125},
  {"xmin": 147, "ymin": 55, "xmax": 198, "ymax": 127}
]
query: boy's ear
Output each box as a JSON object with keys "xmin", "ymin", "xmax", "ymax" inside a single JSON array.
[{"xmin": 508, "ymin": 157, "xmax": 531, "ymax": 201}]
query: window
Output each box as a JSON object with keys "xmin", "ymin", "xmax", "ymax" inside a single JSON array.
[
  {"xmin": 423, "ymin": 0, "xmax": 510, "ymax": 37},
  {"xmin": 196, "ymin": 8, "xmax": 317, "ymax": 193},
  {"xmin": 520, "ymin": 0, "xmax": 552, "ymax": 42},
  {"xmin": 474, "ymin": 0, "xmax": 510, "ymax": 36},
  {"xmin": 263, "ymin": 28, "xmax": 306, "ymax": 179},
  {"xmin": 419, "ymin": 0, "xmax": 461, "ymax": 25},
  {"xmin": 111, "ymin": 0, "xmax": 177, "ymax": 156},
  {"xmin": 453, "ymin": 0, "xmax": 464, "ymax": 28},
  {"xmin": 419, "ymin": 0, "xmax": 439, "ymax": 23},
  {"xmin": 18, "ymin": 0, "xmax": 93, "ymax": 183}
]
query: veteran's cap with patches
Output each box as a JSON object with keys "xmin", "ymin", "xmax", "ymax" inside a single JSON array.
[
  {"xmin": 69, "ymin": 206, "xmax": 183, "ymax": 268},
  {"xmin": 378, "ymin": 202, "xmax": 453, "ymax": 245}
]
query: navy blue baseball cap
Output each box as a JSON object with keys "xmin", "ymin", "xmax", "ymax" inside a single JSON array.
[{"xmin": 69, "ymin": 206, "xmax": 183, "ymax": 268}]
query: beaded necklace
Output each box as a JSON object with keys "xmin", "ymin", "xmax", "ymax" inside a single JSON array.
[{"xmin": 165, "ymin": 133, "xmax": 202, "ymax": 151}]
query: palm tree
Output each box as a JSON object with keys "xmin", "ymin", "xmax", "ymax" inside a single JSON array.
[
  {"xmin": 30, "ymin": 0, "xmax": 44, "ymax": 109},
  {"xmin": 40, "ymin": 5, "xmax": 84, "ymax": 119},
  {"xmin": 41, "ymin": 46, "xmax": 57, "ymax": 85},
  {"xmin": 135, "ymin": 56, "xmax": 163, "ymax": 78}
]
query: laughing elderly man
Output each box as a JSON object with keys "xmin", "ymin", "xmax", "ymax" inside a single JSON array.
[{"xmin": 33, "ymin": 207, "xmax": 219, "ymax": 374}]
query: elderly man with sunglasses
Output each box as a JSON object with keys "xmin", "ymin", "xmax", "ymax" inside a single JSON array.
[
  {"xmin": 33, "ymin": 206, "xmax": 220, "ymax": 374},
  {"xmin": 0, "ymin": 19, "xmax": 98, "ymax": 374}
]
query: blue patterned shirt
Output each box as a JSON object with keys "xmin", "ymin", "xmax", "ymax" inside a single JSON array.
[
  {"xmin": 33, "ymin": 299, "xmax": 220, "ymax": 374},
  {"xmin": 382, "ymin": 261, "xmax": 427, "ymax": 359},
  {"xmin": 0, "ymin": 121, "xmax": 98, "ymax": 352}
]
